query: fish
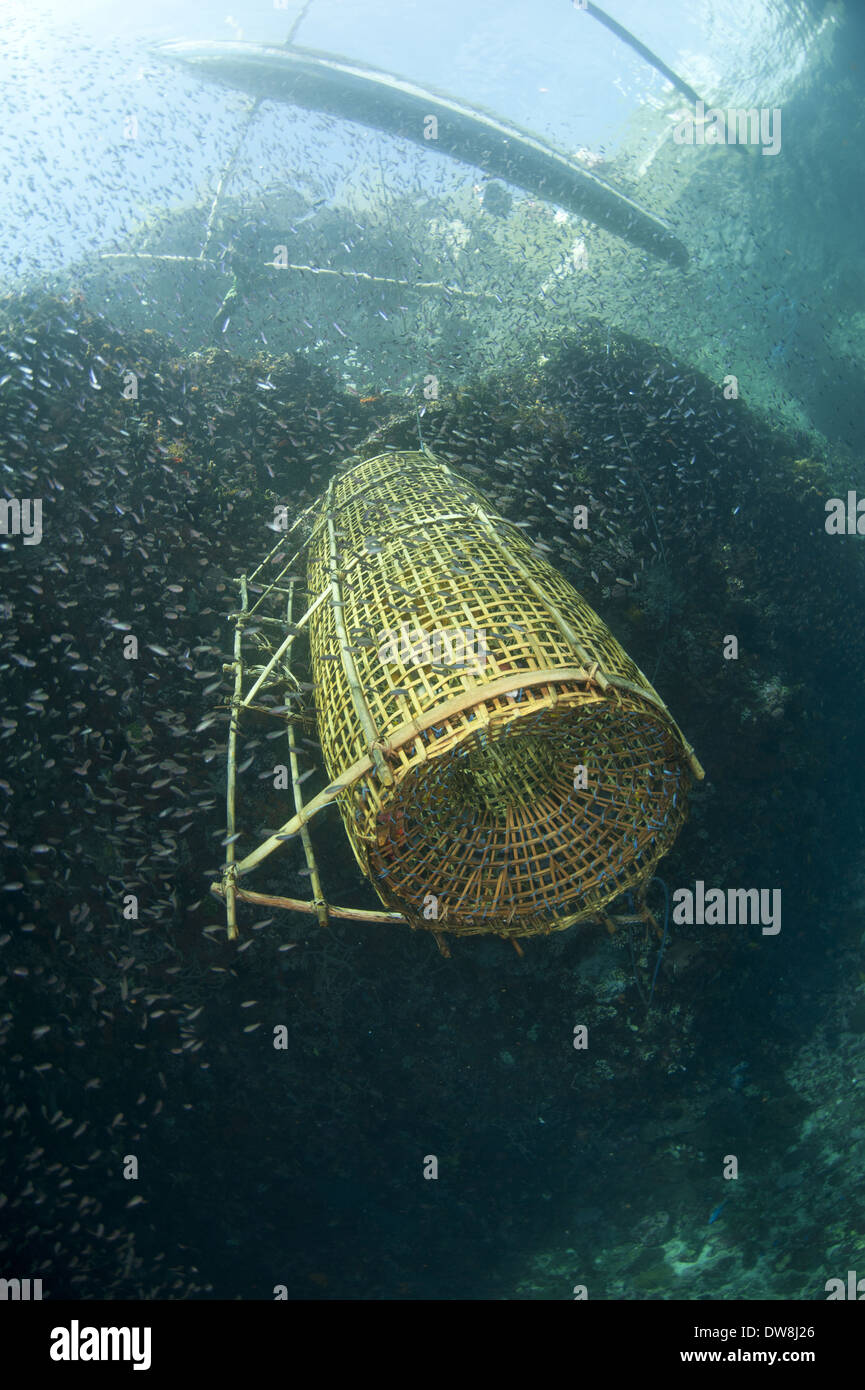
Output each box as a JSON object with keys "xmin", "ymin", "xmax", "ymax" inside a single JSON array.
[{"xmin": 155, "ymin": 40, "xmax": 688, "ymax": 266}]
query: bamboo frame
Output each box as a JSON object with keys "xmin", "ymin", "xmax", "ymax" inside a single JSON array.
[
  {"xmin": 212, "ymin": 450, "xmax": 703, "ymax": 942},
  {"xmin": 217, "ymin": 555, "xmax": 329, "ymax": 935}
]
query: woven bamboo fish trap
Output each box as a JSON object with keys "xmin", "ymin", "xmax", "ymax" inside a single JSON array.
[{"xmin": 212, "ymin": 448, "xmax": 703, "ymax": 945}]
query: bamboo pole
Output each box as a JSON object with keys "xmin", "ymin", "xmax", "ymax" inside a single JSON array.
[
  {"xmin": 201, "ymin": 98, "xmax": 262, "ymax": 261},
  {"xmin": 262, "ymin": 259, "xmax": 499, "ymax": 299},
  {"xmin": 99, "ymin": 253, "xmax": 496, "ymax": 300},
  {"xmin": 284, "ymin": 579, "xmax": 329, "ymax": 928},
  {"xmin": 209, "ymin": 881, "xmax": 407, "ymax": 923},
  {"xmin": 99, "ymin": 253, "xmax": 222, "ymax": 265},
  {"xmin": 241, "ymin": 588, "xmax": 329, "ymax": 708},
  {"xmin": 246, "ymin": 502, "xmax": 319, "ymax": 589},
  {"xmin": 222, "ymin": 574, "xmax": 248, "ymax": 939},
  {"xmin": 208, "ymin": 881, "xmax": 648, "ymax": 935}
]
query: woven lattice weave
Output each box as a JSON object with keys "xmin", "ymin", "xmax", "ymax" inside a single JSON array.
[{"xmin": 305, "ymin": 449, "xmax": 702, "ymax": 937}]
